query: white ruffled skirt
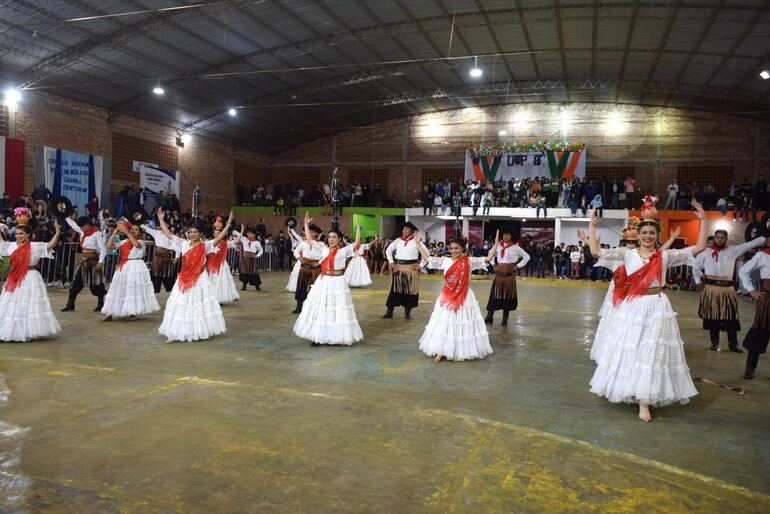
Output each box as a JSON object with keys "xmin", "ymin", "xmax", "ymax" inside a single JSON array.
[
  {"xmin": 286, "ymin": 260, "xmax": 300, "ymax": 293},
  {"xmin": 293, "ymin": 275, "xmax": 363, "ymax": 345},
  {"xmin": 590, "ymin": 282, "xmax": 616, "ymax": 362},
  {"xmin": 589, "ymin": 292, "xmax": 698, "ymax": 407},
  {"xmin": 419, "ymin": 289, "xmax": 492, "ymax": 361},
  {"xmin": 344, "ymin": 256, "xmax": 372, "ymax": 287},
  {"xmin": 102, "ymin": 260, "xmax": 160, "ymax": 317},
  {"xmin": 0, "ymin": 270, "xmax": 61, "ymax": 342},
  {"xmin": 209, "ymin": 263, "xmax": 239, "ymax": 304},
  {"xmin": 159, "ymin": 272, "xmax": 226, "ymax": 342}
]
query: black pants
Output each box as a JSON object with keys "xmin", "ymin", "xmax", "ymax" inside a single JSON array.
[
  {"xmin": 69, "ymin": 268, "xmax": 106, "ymax": 300},
  {"xmin": 151, "ymin": 275, "xmax": 175, "ymax": 293},
  {"xmin": 710, "ymin": 328, "xmax": 738, "ymax": 347},
  {"xmin": 747, "ymin": 351, "xmax": 760, "ymax": 371}
]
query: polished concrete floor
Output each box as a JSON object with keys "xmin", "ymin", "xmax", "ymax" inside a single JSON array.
[{"xmin": 0, "ymin": 273, "xmax": 768, "ymax": 513}]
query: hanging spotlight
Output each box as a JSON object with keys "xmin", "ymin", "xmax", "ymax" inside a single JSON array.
[
  {"xmin": 469, "ymin": 56, "xmax": 483, "ymax": 78},
  {"xmin": 152, "ymin": 85, "xmax": 165, "ymax": 95},
  {"xmin": 228, "ymin": 107, "xmax": 237, "ymax": 116},
  {"xmin": 498, "ymin": 129, "xmax": 508, "ymax": 137},
  {"xmin": 761, "ymin": 70, "xmax": 770, "ymax": 80},
  {"xmin": 3, "ymin": 88, "xmax": 21, "ymax": 106},
  {"xmin": 180, "ymin": 133, "xmax": 191, "ymax": 145}
]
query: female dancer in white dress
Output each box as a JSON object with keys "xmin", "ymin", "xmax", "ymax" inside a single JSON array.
[
  {"xmin": 285, "ymin": 226, "xmax": 302, "ymax": 293},
  {"xmin": 344, "ymin": 236, "xmax": 377, "ymax": 287},
  {"xmin": 420, "ymin": 233, "xmax": 498, "ymax": 362},
  {"xmin": 293, "ymin": 212, "xmax": 364, "ymax": 346},
  {"xmin": 587, "ymin": 202, "xmax": 707, "ymax": 422},
  {"xmin": 206, "ymin": 219, "xmax": 240, "ymax": 304},
  {"xmin": 582, "ymin": 224, "xmax": 680, "ymax": 363},
  {"xmin": 0, "ymin": 220, "xmax": 62, "ymax": 342},
  {"xmin": 101, "ymin": 220, "xmax": 159, "ymax": 321},
  {"xmin": 156, "ymin": 208, "xmax": 233, "ymax": 343}
]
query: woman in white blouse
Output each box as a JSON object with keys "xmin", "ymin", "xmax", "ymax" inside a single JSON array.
[
  {"xmin": 420, "ymin": 232, "xmax": 499, "ymax": 362},
  {"xmin": 293, "ymin": 212, "xmax": 364, "ymax": 346}
]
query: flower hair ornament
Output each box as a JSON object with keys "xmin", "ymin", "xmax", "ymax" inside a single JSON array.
[{"xmin": 13, "ymin": 207, "xmax": 32, "ymax": 226}]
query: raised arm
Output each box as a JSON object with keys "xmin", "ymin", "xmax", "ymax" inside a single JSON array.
[
  {"xmin": 691, "ymin": 201, "xmax": 708, "ymax": 255},
  {"xmin": 352, "ymin": 224, "xmax": 362, "ymax": 251},
  {"xmin": 587, "ymin": 209, "xmax": 601, "ymax": 257},
  {"xmin": 485, "ymin": 230, "xmax": 500, "ymax": 263},
  {"xmin": 46, "ymin": 220, "xmax": 62, "ymax": 250},
  {"xmin": 65, "ymin": 216, "xmax": 83, "ymax": 236},
  {"xmin": 156, "ymin": 208, "xmax": 175, "ymax": 241},
  {"xmin": 303, "ymin": 211, "xmax": 314, "ymax": 244},
  {"xmin": 106, "ymin": 226, "xmax": 120, "ymax": 249},
  {"xmin": 211, "ymin": 212, "xmax": 234, "ymax": 246},
  {"xmin": 660, "ymin": 225, "xmax": 681, "ymax": 251},
  {"xmin": 412, "ymin": 229, "xmax": 431, "ymax": 261}
]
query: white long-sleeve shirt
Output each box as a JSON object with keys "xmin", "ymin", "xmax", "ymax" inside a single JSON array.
[
  {"xmin": 692, "ymin": 237, "xmax": 766, "ymax": 283},
  {"xmin": 494, "ymin": 242, "xmax": 530, "ymax": 267},
  {"xmin": 233, "ymin": 231, "xmax": 264, "ymax": 257},
  {"xmin": 297, "ymin": 240, "xmax": 325, "ymax": 261},
  {"xmin": 66, "ymin": 217, "xmax": 106, "ymax": 263},
  {"xmin": 738, "ymin": 250, "xmax": 770, "ymax": 292},
  {"xmin": 385, "ymin": 237, "xmax": 426, "ymax": 263},
  {"xmin": 141, "ymin": 225, "xmax": 182, "ymax": 258}
]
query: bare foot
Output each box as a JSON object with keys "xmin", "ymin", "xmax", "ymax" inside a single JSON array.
[
  {"xmin": 638, "ymin": 403, "xmax": 652, "ymax": 423},
  {"xmin": 434, "ymin": 354, "xmax": 442, "ymax": 363},
  {"xmin": 101, "ymin": 315, "xmax": 112, "ymax": 322}
]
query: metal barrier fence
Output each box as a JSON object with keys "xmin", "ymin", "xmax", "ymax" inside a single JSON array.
[{"xmin": 11, "ymin": 242, "xmax": 288, "ymax": 288}]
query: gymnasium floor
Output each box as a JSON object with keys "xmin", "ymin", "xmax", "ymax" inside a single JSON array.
[{"xmin": 0, "ymin": 273, "xmax": 768, "ymax": 513}]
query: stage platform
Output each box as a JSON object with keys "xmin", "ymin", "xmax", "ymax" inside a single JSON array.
[{"xmin": 0, "ymin": 274, "xmax": 768, "ymax": 512}]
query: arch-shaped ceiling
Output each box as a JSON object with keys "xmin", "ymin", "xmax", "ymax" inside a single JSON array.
[{"xmin": 1, "ymin": 0, "xmax": 769, "ymax": 154}]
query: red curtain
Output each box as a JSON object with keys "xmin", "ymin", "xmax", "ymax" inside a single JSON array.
[{"xmin": 4, "ymin": 137, "xmax": 25, "ymax": 202}]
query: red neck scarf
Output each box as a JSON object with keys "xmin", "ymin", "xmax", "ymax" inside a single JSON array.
[
  {"xmin": 612, "ymin": 250, "xmax": 663, "ymax": 307},
  {"xmin": 206, "ymin": 240, "xmax": 228, "ymax": 274},
  {"xmin": 117, "ymin": 241, "xmax": 134, "ymax": 270},
  {"xmin": 177, "ymin": 243, "xmax": 207, "ymax": 292},
  {"xmin": 500, "ymin": 241, "xmax": 514, "ymax": 257},
  {"xmin": 762, "ymin": 247, "xmax": 770, "ymax": 255},
  {"xmin": 80, "ymin": 227, "xmax": 98, "ymax": 246},
  {"xmin": 320, "ymin": 246, "xmax": 339, "ymax": 275},
  {"xmin": 400, "ymin": 236, "xmax": 413, "ymax": 246},
  {"xmin": 439, "ymin": 255, "xmax": 471, "ymax": 312},
  {"xmin": 4, "ymin": 242, "xmax": 32, "ymax": 292},
  {"xmin": 708, "ymin": 244, "xmax": 727, "ymax": 262}
]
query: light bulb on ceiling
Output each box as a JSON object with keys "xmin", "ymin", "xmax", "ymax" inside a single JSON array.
[
  {"xmin": 180, "ymin": 133, "xmax": 191, "ymax": 145},
  {"xmin": 469, "ymin": 56, "xmax": 482, "ymax": 78},
  {"xmin": 761, "ymin": 70, "xmax": 770, "ymax": 80},
  {"xmin": 228, "ymin": 107, "xmax": 237, "ymax": 116},
  {"xmin": 498, "ymin": 129, "xmax": 508, "ymax": 136},
  {"xmin": 3, "ymin": 88, "xmax": 21, "ymax": 106},
  {"xmin": 152, "ymin": 85, "xmax": 164, "ymax": 95}
]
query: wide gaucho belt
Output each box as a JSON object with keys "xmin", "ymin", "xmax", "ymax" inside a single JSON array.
[
  {"xmin": 704, "ymin": 277, "xmax": 734, "ymax": 287},
  {"xmin": 394, "ymin": 259, "xmax": 418, "ymax": 264}
]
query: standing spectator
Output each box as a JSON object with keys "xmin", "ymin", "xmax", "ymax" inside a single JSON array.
[
  {"xmin": 116, "ymin": 185, "xmax": 130, "ymax": 217},
  {"xmin": 421, "ymin": 188, "xmax": 432, "ymax": 216},
  {"xmin": 432, "ymin": 191, "xmax": 442, "ymax": 216},
  {"xmin": 590, "ymin": 194, "xmax": 603, "ymax": 217},
  {"xmin": 610, "ymin": 180, "xmax": 620, "ymax": 209},
  {"xmin": 569, "ymin": 246, "xmax": 581, "ymax": 279},
  {"xmin": 482, "ymin": 191, "xmax": 493, "ymax": 216},
  {"xmin": 32, "ymin": 183, "xmax": 52, "ymax": 213},
  {"xmin": 663, "ymin": 179, "xmax": 679, "ymax": 210},
  {"xmin": 256, "ymin": 218, "xmax": 266, "ymax": 236},
  {"xmin": 236, "ymin": 181, "xmax": 246, "ymax": 205},
  {"xmin": 86, "ymin": 196, "xmax": 100, "ymax": 220},
  {"xmin": 535, "ymin": 194, "xmax": 547, "ymax": 218},
  {"xmin": 623, "ymin": 175, "xmax": 636, "ymax": 209}
]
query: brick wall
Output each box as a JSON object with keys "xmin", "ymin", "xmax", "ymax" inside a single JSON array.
[{"xmin": 7, "ymin": 90, "xmax": 271, "ymax": 212}]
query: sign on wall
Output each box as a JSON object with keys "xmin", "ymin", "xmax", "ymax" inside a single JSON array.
[
  {"xmin": 137, "ymin": 162, "xmax": 179, "ymax": 213},
  {"xmin": 52, "ymin": 150, "xmax": 95, "ymax": 216},
  {"xmin": 464, "ymin": 149, "xmax": 586, "ymax": 182}
]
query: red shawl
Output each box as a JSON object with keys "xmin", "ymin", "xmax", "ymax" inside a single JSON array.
[
  {"xmin": 80, "ymin": 227, "xmax": 98, "ymax": 246},
  {"xmin": 4, "ymin": 242, "xmax": 32, "ymax": 292},
  {"xmin": 177, "ymin": 243, "xmax": 207, "ymax": 292},
  {"xmin": 117, "ymin": 241, "xmax": 134, "ymax": 270},
  {"xmin": 612, "ymin": 251, "xmax": 663, "ymax": 307},
  {"xmin": 206, "ymin": 240, "xmax": 228, "ymax": 275},
  {"xmin": 439, "ymin": 255, "xmax": 471, "ymax": 312},
  {"xmin": 320, "ymin": 246, "xmax": 339, "ymax": 275}
]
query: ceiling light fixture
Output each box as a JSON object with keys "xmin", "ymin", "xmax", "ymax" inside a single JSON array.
[
  {"xmin": 498, "ymin": 129, "xmax": 508, "ymax": 136},
  {"xmin": 228, "ymin": 107, "xmax": 237, "ymax": 116},
  {"xmin": 761, "ymin": 70, "xmax": 770, "ymax": 80},
  {"xmin": 152, "ymin": 84, "xmax": 164, "ymax": 95},
  {"xmin": 180, "ymin": 133, "xmax": 191, "ymax": 145},
  {"xmin": 3, "ymin": 88, "xmax": 21, "ymax": 106},
  {"xmin": 469, "ymin": 56, "xmax": 482, "ymax": 78}
]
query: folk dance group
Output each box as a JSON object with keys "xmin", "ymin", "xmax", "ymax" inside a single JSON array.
[{"xmin": 2, "ymin": 200, "xmax": 769, "ymax": 423}]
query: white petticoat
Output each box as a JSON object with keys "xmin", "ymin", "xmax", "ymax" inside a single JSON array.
[
  {"xmin": 209, "ymin": 263, "xmax": 240, "ymax": 304},
  {"xmin": 419, "ymin": 289, "xmax": 492, "ymax": 361},
  {"xmin": 286, "ymin": 260, "xmax": 300, "ymax": 293},
  {"xmin": 0, "ymin": 270, "xmax": 61, "ymax": 342},
  {"xmin": 293, "ymin": 275, "xmax": 363, "ymax": 345},
  {"xmin": 158, "ymin": 272, "xmax": 226, "ymax": 342},
  {"xmin": 589, "ymin": 292, "xmax": 698, "ymax": 407},
  {"xmin": 344, "ymin": 256, "xmax": 372, "ymax": 287},
  {"xmin": 597, "ymin": 281, "xmax": 615, "ymax": 318},
  {"xmin": 101, "ymin": 260, "xmax": 160, "ymax": 317},
  {"xmin": 590, "ymin": 282, "xmax": 616, "ymax": 362}
]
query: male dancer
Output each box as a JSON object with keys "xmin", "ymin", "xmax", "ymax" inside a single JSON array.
[
  {"xmin": 233, "ymin": 226, "xmax": 263, "ymax": 291},
  {"xmin": 142, "ymin": 222, "xmax": 179, "ymax": 293},
  {"xmin": 61, "ymin": 216, "xmax": 107, "ymax": 312},
  {"xmin": 485, "ymin": 225, "xmax": 530, "ymax": 326},
  {"xmin": 383, "ymin": 222, "xmax": 430, "ymax": 319},
  {"xmin": 293, "ymin": 223, "xmax": 324, "ymax": 313},
  {"xmin": 692, "ymin": 229, "xmax": 765, "ymax": 351},
  {"xmin": 738, "ymin": 239, "xmax": 770, "ymax": 378}
]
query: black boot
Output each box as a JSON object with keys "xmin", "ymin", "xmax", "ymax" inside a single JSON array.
[
  {"xmin": 242, "ymin": 283, "xmax": 247, "ymax": 291},
  {"xmin": 94, "ymin": 297, "xmax": 104, "ymax": 312},
  {"xmin": 501, "ymin": 311, "xmax": 509, "ymax": 326},
  {"xmin": 710, "ymin": 342, "xmax": 720, "ymax": 351},
  {"xmin": 382, "ymin": 308, "xmax": 394, "ymax": 319},
  {"xmin": 405, "ymin": 308, "xmax": 412, "ymax": 319},
  {"xmin": 484, "ymin": 312, "xmax": 494, "ymax": 325},
  {"xmin": 729, "ymin": 345, "xmax": 743, "ymax": 354},
  {"xmin": 743, "ymin": 367, "xmax": 755, "ymax": 379},
  {"xmin": 61, "ymin": 299, "xmax": 75, "ymax": 312},
  {"xmin": 292, "ymin": 302, "xmax": 303, "ymax": 314}
]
